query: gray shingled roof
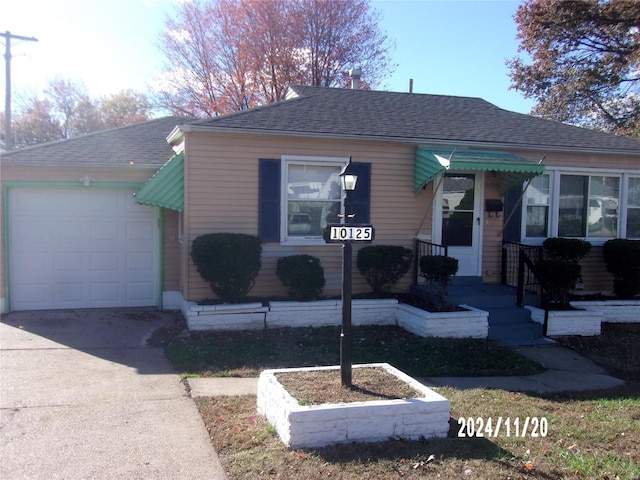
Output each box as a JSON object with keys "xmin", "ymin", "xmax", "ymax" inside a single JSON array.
[
  {"xmin": 1, "ymin": 116, "xmax": 190, "ymax": 166},
  {"xmin": 191, "ymin": 85, "xmax": 640, "ymax": 154}
]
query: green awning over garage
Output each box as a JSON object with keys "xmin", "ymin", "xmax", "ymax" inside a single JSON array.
[
  {"xmin": 135, "ymin": 152, "xmax": 184, "ymax": 212},
  {"xmin": 415, "ymin": 147, "xmax": 545, "ymax": 193}
]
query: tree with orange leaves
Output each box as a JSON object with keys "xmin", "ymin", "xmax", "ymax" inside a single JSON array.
[{"xmin": 156, "ymin": 0, "xmax": 395, "ymax": 117}]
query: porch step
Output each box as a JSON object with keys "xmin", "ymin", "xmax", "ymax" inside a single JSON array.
[{"xmin": 411, "ymin": 277, "xmax": 551, "ymax": 347}]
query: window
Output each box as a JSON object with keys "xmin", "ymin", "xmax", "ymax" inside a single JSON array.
[
  {"xmin": 558, "ymin": 174, "xmax": 619, "ymax": 238},
  {"xmin": 282, "ymin": 156, "xmax": 348, "ymax": 243},
  {"xmin": 258, "ymin": 157, "xmax": 370, "ymax": 244},
  {"xmin": 525, "ymin": 174, "xmax": 549, "ymax": 238},
  {"xmin": 627, "ymin": 177, "xmax": 640, "ymax": 238}
]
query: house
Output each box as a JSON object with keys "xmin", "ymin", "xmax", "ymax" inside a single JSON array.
[
  {"xmin": 0, "ymin": 117, "xmax": 187, "ymax": 312},
  {"xmin": 2, "ymin": 86, "xmax": 640, "ymax": 312}
]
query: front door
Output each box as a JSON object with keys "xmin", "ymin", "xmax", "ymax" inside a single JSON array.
[{"xmin": 435, "ymin": 173, "xmax": 483, "ymax": 276}]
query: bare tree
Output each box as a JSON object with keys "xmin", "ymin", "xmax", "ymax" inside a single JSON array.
[{"xmin": 4, "ymin": 78, "xmax": 152, "ymax": 150}]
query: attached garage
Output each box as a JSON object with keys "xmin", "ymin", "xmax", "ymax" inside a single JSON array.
[{"xmin": 7, "ymin": 187, "xmax": 160, "ymax": 311}]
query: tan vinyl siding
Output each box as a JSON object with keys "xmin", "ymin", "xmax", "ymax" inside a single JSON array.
[
  {"xmin": 579, "ymin": 247, "xmax": 613, "ymax": 294},
  {"xmin": 182, "ymin": 134, "xmax": 640, "ymax": 302},
  {"xmin": 482, "ymin": 175, "xmax": 505, "ymax": 283},
  {"xmin": 162, "ymin": 209, "xmax": 180, "ymax": 291},
  {"xmin": 183, "ymin": 133, "xmax": 429, "ymax": 301}
]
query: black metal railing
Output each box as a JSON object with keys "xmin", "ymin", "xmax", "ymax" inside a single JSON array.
[
  {"xmin": 414, "ymin": 239, "xmax": 448, "ymax": 285},
  {"xmin": 503, "ymin": 241, "xmax": 551, "ymax": 336},
  {"xmin": 502, "ymin": 241, "xmax": 543, "ymax": 291}
]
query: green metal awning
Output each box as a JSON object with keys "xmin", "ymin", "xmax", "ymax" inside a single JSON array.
[
  {"xmin": 135, "ymin": 152, "xmax": 184, "ymax": 212},
  {"xmin": 415, "ymin": 147, "xmax": 545, "ymax": 193}
]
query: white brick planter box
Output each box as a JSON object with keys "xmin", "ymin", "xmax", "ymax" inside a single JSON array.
[
  {"xmin": 396, "ymin": 303, "xmax": 489, "ymax": 338},
  {"xmin": 571, "ymin": 300, "xmax": 640, "ymax": 323},
  {"xmin": 525, "ymin": 305, "xmax": 602, "ymax": 336},
  {"xmin": 257, "ymin": 363, "xmax": 450, "ymax": 449},
  {"xmin": 183, "ymin": 301, "xmax": 267, "ymax": 331},
  {"xmin": 266, "ymin": 298, "xmax": 397, "ymax": 329},
  {"xmin": 183, "ymin": 298, "xmax": 488, "ymax": 338}
]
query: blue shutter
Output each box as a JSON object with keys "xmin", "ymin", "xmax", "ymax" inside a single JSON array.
[
  {"xmin": 259, "ymin": 159, "xmax": 281, "ymax": 242},
  {"xmin": 351, "ymin": 162, "xmax": 371, "ymax": 224},
  {"xmin": 503, "ymin": 183, "xmax": 522, "ymax": 242}
]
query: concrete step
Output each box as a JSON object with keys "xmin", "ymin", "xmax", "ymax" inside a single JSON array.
[{"xmin": 411, "ymin": 280, "xmax": 552, "ymax": 346}]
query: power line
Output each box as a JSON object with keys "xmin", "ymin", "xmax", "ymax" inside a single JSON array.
[{"xmin": 2, "ymin": 31, "xmax": 38, "ymax": 151}]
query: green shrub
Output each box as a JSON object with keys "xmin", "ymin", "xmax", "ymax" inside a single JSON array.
[
  {"xmin": 539, "ymin": 237, "xmax": 591, "ymax": 308},
  {"xmin": 356, "ymin": 245, "xmax": 413, "ymax": 294},
  {"xmin": 603, "ymin": 239, "xmax": 640, "ymax": 298},
  {"xmin": 276, "ymin": 255, "xmax": 325, "ymax": 301},
  {"xmin": 542, "ymin": 237, "xmax": 591, "ymax": 262},
  {"xmin": 191, "ymin": 233, "xmax": 262, "ymax": 303},
  {"xmin": 419, "ymin": 255, "xmax": 459, "ymax": 304}
]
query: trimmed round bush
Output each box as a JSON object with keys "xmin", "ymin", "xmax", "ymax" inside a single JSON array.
[
  {"xmin": 276, "ymin": 254, "xmax": 325, "ymax": 301},
  {"xmin": 357, "ymin": 245, "xmax": 413, "ymax": 294},
  {"xmin": 191, "ymin": 233, "xmax": 262, "ymax": 303},
  {"xmin": 419, "ymin": 254, "xmax": 458, "ymax": 305},
  {"xmin": 603, "ymin": 239, "xmax": 640, "ymax": 298},
  {"xmin": 539, "ymin": 237, "xmax": 591, "ymax": 308},
  {"xmin": 419, "ymin": 255, "xmax": 459, "ymax": 286},
  {"xmin": 542, "ymin": 237, "xmax": 591, "ymax": 262}
]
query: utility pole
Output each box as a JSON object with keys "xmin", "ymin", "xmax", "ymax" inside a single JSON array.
[{"xmin": 2, "ymin": 31, "xmax": 38, "ymax": 150}]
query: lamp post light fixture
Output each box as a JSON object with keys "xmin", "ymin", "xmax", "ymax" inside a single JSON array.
[{"xmin": 338, "ymin": 157, "xmax": 358, "ymax": 388}]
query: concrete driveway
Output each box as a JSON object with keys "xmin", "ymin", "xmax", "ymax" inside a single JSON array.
[{"xmin": 0, "ymin": 308, "xmax": 227, "ymax": 480}]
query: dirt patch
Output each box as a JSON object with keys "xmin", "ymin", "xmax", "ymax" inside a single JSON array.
[{"xmin": 275, "ymin": 367, "xmax": 420, "ymax": 405}]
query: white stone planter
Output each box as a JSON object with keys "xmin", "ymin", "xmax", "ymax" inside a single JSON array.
[
  {"xmin": 183, "ymin": 298, "xmax": 489, "ymax": 338},
  {"xmin": 266, "ymin": 298, "xmax": 397, "ymax": 329},
  {"xmin": 524, "ymin": 305, "xmax": 602, "ymax": 336},
  {"xmin": 571, "ymin": 300, "xmax": 640, "ymax": 323},
  {"xmin": 183, "ymin": 301, "xmax": 268, "ymax": 331},
  {"xmin": 396, "ymin": 303, "xmax": 489, "ymax": 338},
  {"xmin": 257, "ymin": 363, "xmax": 450, "ymax": 449}
]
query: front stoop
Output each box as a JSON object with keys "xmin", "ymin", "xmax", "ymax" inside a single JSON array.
[{"xmin": 257, "ymin": 363, "xmax": 450, "ymax": 449}]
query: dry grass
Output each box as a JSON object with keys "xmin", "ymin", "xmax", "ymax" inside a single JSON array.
[
  {"xmin": 197, "ymin": 383, "xmax": 640, "ymax": 480},
  {"xmin": 165, "ymin": 325, "xmax": 544, "ymax": 378},
  {"xmin": 275, "ymin": 367, "xmax": 419, "ymax": 405},
  {"xmin": 193, "ymin": 323, "xmax": 640, "ymax": 479},
  {"xmin": 556, "ymin": 323, "xmax": 640, "ymax": 380}
]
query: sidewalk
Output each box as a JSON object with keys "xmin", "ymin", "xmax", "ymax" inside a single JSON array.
[{"xmin": 186, "ymin": 345, "xmax": 625, "ymax": 398}]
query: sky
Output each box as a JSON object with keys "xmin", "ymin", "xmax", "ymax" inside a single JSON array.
[{"xmin": 1, "ymin": 0, "xmax": 535, "ymax": 116}]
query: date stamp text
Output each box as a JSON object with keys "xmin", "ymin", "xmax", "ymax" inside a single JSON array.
[{"xmin": 457, "ymin": 417, "xmax": 548, "ymax": 438}]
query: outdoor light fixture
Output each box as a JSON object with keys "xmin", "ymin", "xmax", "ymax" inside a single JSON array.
[
  {"xmin": 79, "ymin": 175, "xmax": 95, "ymax": 187},
  {"xmin": 339, "ymin": 158, "xmax": 358, "ymax": 192}
]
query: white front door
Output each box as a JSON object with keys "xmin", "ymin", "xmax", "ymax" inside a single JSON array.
[{"xmin": 434, "ymin": 172, "xmax": 483, "ymax": 276}]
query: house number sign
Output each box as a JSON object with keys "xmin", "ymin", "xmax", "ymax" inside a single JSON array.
[{"xmin": 323, "ymin": 224, "xmax": 375, "ymax": 243}]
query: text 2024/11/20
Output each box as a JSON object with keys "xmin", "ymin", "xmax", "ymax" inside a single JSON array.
[{"xmin": 457, "ymin": 417, "xmax": 549, "ymax": 438}]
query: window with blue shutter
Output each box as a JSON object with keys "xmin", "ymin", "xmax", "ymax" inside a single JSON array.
[{"xmin": 258, "ymin": 157, "xmax": 371, "ymax": 244}]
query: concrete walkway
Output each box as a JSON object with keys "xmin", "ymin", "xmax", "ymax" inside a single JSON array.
[
  {"xmin": 187, "ymin": 344, "xmax": 624, "ymax": 398},
  {"xmin": 0, "ymin": 309, "xmax": 227, "ymax": 480},
  {"xmin": 422, "ymin": 344, "xmax": 625, "ymax": 393}
]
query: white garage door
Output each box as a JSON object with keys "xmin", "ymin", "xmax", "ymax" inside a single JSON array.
[{"xmin": 9, "ymin": 188, "xmax": 160, "ymax": 311}]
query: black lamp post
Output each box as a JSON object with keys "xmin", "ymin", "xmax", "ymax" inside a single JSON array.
[{"xmin": 339, "ymin": 158, "xmax": 358, "ymax": 388}]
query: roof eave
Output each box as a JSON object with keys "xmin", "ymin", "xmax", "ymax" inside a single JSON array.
[{"xmin": 176, "ymin": 125, "xmax": 640, "ymax": 157}]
